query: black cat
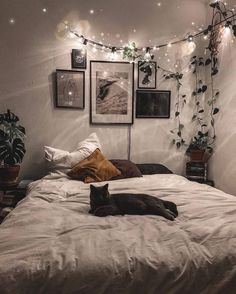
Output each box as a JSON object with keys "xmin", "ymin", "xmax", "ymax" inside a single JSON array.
[{"xmin": 89, "ymin": 184, "xmax": 178, "ymax": 221}]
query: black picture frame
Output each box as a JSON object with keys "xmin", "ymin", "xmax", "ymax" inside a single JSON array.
[
  {"xmin": 72, "ymin": 49, "xmax": 87, "ymax": 69},
  {"xmin": 138, "ymin": 61, "xmax": 157, "ymax": 89},
  {"xmin": 90, "ymin": 60, "xmax": 134, "ymax": 125},
  {"xmin": 55, "ymin": 69, "xmax": 85, "ymax": 109},
  {"xmin": 136, "ymin": 90, "xmax": 171, "ymax": 118}
]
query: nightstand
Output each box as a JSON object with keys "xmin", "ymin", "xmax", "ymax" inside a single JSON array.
[
  {"xmin": 185, "ymin": 161, "xmax": 214, "ymax": 187},
  {"xmin": 0, "ymin": 180, "xmax": 33, "ymax": 224}
]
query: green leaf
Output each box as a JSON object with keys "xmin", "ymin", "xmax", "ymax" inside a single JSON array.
[
  {"xmin": 198, "ymin": 109, "xmax": 204, "ymax": 113},
  {"xmin": 213, "ymin": 108, "xmax": 219, "ymax": 115},
  {"xmin": 175, "ymin": 111, "xmax": 180, "ymax": 117},
  {"xmin": 202, "ymin": 85, "xmax": 208, "ymax": 93},
  {"xmin": 205, "ymin": 59, "xmax": 211, "ymax": 66}
]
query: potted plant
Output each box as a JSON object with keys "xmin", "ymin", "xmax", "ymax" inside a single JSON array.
[
  {"xmin": 0, "ymin": 110, "xmax": 26, "ymax": 186},
  {"xmin": 186, "ymin": 131, "xmax": 213, "ymax": 162}
]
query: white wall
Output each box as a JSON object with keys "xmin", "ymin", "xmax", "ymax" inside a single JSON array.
[
  {"xmin": 0, "ymin": 0, "xmax": 208, "ymax": 179},
  {"xmin": 208, "ymin": 32, "xmax": 236, "ymax": 196}
]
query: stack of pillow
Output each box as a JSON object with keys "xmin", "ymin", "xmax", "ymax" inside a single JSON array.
[{"xmin": 44, "ymin": 133, "xmax": 142, "ymax": 183}]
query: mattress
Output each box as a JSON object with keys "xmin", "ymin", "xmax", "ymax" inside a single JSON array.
[{"xmin": 0, "ymin": 173, "xmax": 235, "ymax": 294}]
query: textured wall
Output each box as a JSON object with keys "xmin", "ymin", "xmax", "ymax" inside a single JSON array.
[
  {"xmin": 0, "ymin": 0, "xmax": 208, "ymax": 180},
  {"xmin": 208, "ymin": 32, "xmax": 236, "ymax": 196}
]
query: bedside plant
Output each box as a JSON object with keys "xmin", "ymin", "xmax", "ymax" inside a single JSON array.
[
  {"xmin": 186, "ymin": 131, "xmax": 213, "ymax": 162},
  {"xmin": 0, "ymin": 110, "xmax": 26, "ymax": 186}
]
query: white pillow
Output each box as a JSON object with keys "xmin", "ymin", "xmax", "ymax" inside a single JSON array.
[{"xmin": 44, "ymin": 133, "xmax": 101, "ymax": 170}]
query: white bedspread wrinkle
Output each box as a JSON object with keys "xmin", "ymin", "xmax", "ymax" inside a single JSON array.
[{"xmin": 0, "ymin": 174, "xmax": 236, "ymax": 294}]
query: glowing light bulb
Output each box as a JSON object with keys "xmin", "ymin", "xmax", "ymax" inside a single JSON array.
[
  {"xmin": 224, "ymin": 26, "xmax": 231, "ymax": 35},
  {"xmin": 42, "ymin": 8, "xmax": 47, "ymax": 13},
  {"xmin": 89, "ymin": 9, "xmax": 94, "ymax": 14},
  {"xmin": 9, "ymin": 18, "xmax": 15, "ymax": 25},
  {"xmin": 157, "ymin": 2, "xmax": 161, "ymax": 7}
]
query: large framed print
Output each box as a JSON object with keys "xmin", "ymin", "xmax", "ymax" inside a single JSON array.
[
  {"xmin": 90, "ymin": 61, "xmax": 134, "ymax": 125},
  {"xmin": 136, "ymin": 90, "xmax": 171, "ymax": 118},
  {"xmin": 56, "ymin": 69, "xmax": 85, "ymax": 109},
  {"xmin": 138, "ymin": 61, "xmax": 157, "ymax": 89}
]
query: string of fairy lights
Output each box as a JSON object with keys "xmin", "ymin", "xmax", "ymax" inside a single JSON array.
[{"xmin": 65, "ymin": 1, "xmax": 236, "ymax": 63}]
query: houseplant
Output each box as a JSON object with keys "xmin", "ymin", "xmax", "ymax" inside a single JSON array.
[
  {"xmin": 186, "ymin": 131, "xmax": 213, "ymax": 162},
  {"xmin": 0, "ymin": 110, "xmax": 26, "ymax": 186}
]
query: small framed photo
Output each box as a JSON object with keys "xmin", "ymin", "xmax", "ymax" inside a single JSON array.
[
  {"xmin": 56, "ymin": 69, "xmax": 85, "ymax": 109},
  {"xmin": 72, "ymin": 49, "xmax": 87, "ymax": 69},
  {"xmin": 90, "ymin": 61, "xmax": 134, "ymax": 125},
  {"xmin": 136, "ymin": 90, "xmax": 171, "ymax": 118},
  {"xmin": 138, "ymin": 61, "xmax": 157, "ymax": 89}
]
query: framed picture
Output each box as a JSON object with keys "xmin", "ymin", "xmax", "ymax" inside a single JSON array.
[
  {"xmin": 72, "ymin": 49, "xmax": 87, "ymax": 69},
  {"xmin": 136, "ymin": 90, "xmax": 171, "ymax": 118},
  {"xmin": 56, "ymin": 69, "xmax": 85, "ymax": 109},
  {"xmin": 138, "ymin": 61, "xmax": 157, "ymax": 89},
  {"xmin": 90, "ymin": 61, "xmax": 134, "ymax": 125}
]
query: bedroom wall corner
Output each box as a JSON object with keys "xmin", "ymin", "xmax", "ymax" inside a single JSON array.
[{"xmin": 208, "ymin": 36, "xmax": 236, "ymax": 196}]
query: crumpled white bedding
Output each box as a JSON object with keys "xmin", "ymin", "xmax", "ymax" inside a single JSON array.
[{"xmin": 0, "ymin": 173, "xmax": 236, "ymax": 294}]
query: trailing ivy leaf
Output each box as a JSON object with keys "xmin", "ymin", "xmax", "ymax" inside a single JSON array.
[
  {"xmin": 182, "ymin": 95, "xmax": 186, "ymax": 98},
  {"xmin": 176, "ymin": 142, "xmax": 181, "ymax": 149},
  {"xmin": 179, "ymin": 124, "xmax": 184, "ymax": 130},
  {"xmin": 192, "ymin": 114, "xmax": 197, "ymax": 120},
  {"xmin": 215, "ymin": 91, "xmax": 220, "ymax": 96},
  {"xmin": 205, "ymin": 59, "xmax": 211, "ymax": 66},
  {"xmin": 211, "ymin": 119, "xmax": 214, "ymax": 126},
  {"xmin": 202, "ymin": 85, "xmax": 208, "ymax": 93},
  {"xmin": 213, "ymin": 108, "xmax": 219, "ymax": 115},
  {"xmin": 172, "ymin": 139, "xmax": 176, "ymax": 145},
  {"xmin": 196, "ymin": 101, "xmax": 200, "ymax": 106},
  {"xmin": 183, "ymin": 99, "xmax": 186, "ymax": 104},
  {"xmin": 170, "ymin": 130, "xmax": 175, "ymax": 134},
  {"xmin": 175, "ymin": 111, "xmax": 180, "ymax": 117},
  {"xmin": 207, "ymin": 146, "xmax": 213, "ymax": 154},
  {"xmin": 181, "ymin": 139, "xmax": 185, "ymax": 144},
  {"xmin": 211, "ymin": 68, "xmax": 218, "ymax": 76},
  {"xmin": 197, "ymin": 88, "xmax": 202, "ymax": 93},
  {"xmin": 202, "ymin": 124, "xmax": 208, "ymax": 127},
  {"xmin": 199, "ymin": 61, "xmax": 204, "ymax": 66},
  {"xmin": 177, "ymin": 131, "xmax": 181, "ymax": 137},
  {"xmin": 192, "ymin": 91, "xmax": 197, "ymax": 96}
]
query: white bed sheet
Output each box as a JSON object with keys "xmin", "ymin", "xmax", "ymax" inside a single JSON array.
[{"xmin": 0, "ymin": 173, "xmax": 236, "ymax": 294}]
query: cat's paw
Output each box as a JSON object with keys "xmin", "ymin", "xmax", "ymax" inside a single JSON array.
[{"xmin": 94, "ymin": 207, "xmax": 109, "ymax": 217}]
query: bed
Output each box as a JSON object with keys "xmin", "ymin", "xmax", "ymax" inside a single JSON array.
[{"xmin": 0, "ymin": 172, "xmax": 236, "ymax": 294}]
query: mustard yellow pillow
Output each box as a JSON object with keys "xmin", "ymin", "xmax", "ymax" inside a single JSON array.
[{"xmin": 67, "ymin": 149, "xmax": 121, "ymax": 183}]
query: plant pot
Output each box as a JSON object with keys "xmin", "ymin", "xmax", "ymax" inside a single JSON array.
[
  {"xmin": 0, "ymin": 165, "xmax": 20, "ymax": 187},
  {"xmin": 189, "ymin": 149, "xmax": 205, "ymax": 162}
]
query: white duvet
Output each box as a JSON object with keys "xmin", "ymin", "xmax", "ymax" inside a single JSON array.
[{"xmin": 0, "ymin": 174, "xmax": 236, "ymax": 294}]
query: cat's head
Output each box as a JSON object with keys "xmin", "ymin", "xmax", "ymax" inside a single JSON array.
[{"xmin": 90, "ymin": 184, "xmax": 111, "ymax": 207}]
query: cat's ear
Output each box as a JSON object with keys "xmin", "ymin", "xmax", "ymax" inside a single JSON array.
[
  {"xmin": 90, "ymin": 184, "xmax": 96, "ymax": 191},
  {"xmin": 104, "ymin": 183, "xmax": 109, "ymax": 190}
]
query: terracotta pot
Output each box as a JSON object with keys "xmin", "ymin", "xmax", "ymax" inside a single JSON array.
[
  {"xmin": 189, "ymin": 149, "xmax": 205, "ymax": 162},
  {"xmin": 0, "ymin": 165, "xmax": 20, "ymax": 187}
]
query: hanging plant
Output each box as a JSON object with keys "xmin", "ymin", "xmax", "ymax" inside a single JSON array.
[{"xmin": 164, "ymin": 69, "xmax": 186, "ymax": 148}]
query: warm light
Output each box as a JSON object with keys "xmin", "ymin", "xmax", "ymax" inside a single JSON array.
[
  {"xmin": 89, "ymin": 9, "xmax": 94, "ymax": 14},
  {"xmin": 224, "ymin": 26, "xmax": 231, "ymax": 35},
  {"xmin": 9, "ymin": 18, "xmax": 15, "ymax": 24},
  {"xmin": 167, "ymin": 43, "xmax": 172, "ymax": 48},
  {"xmin": 42, "ymin": 8, "xmax": 47, "ymax": 13},
  {"xmin": 157, "ymin": 2, "xmax": 161, "ymax": 7}
]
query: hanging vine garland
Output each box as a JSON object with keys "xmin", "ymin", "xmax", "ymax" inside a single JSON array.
[{"xmin": 65, "ymin": 1, "xmax": 235, "ymax": 154}]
